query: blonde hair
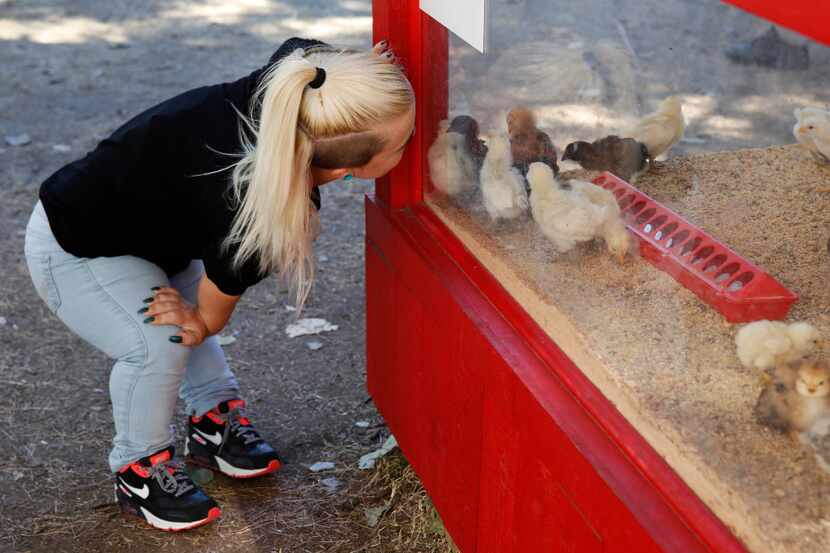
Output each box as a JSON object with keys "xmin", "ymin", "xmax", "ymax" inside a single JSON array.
[{"xmin": 227, "ymin": 46, "xmax": 414, "ymax": 308}]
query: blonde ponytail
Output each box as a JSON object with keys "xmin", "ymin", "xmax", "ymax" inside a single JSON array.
[{"xmin": 227, "ymin": 45, "xmax": 413, "ymax": 309}]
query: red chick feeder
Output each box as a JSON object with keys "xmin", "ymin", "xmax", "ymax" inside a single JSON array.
[{"xmin": 594, "ymin": 173, "xmax": 798, "ymax": 323}]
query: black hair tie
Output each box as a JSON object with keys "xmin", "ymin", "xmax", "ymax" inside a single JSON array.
[{"xmin": 308, "ymin": 67, "xmax": 326, "ymax": 89}]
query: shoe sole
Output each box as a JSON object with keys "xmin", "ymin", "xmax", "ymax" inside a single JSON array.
[
  {"xmin": 187, "ymin": 453, "xmax": 281, "ymax": 479},
  {"xmin": 116, "ymin": 486, "xmax": 221, "ymax": 532}
]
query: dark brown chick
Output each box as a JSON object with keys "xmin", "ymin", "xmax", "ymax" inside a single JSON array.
[
  {"xmin": 561, "ymin": 135, "xmax": 650, "ymax": 182},
  {"xmin": 506, "ymin": 107, "xmax": 559, "ymax": 177},
  {"xmin": 448, "ymin": 115, "xmax": 488, "ymax": 171}
]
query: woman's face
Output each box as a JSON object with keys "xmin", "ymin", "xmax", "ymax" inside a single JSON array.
[{"xmin": 352, "ymin": 103, "xmax": 416, "ymax": 180}]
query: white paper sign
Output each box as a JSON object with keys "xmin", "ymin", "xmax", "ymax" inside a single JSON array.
[{"xmin": 420, "ymin": 0, "xmax": 486, "ymax": 53}]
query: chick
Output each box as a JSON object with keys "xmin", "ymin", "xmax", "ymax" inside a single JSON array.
[
  {"xmin": 448, "ymin": 115, "xmax": 489, "ymax": 167},
  {"xmin": 736, "ymin": 320, "xmax": 822, "ymax": 372},
  {"xmin": 755, "ymin": 359, "xmax": 830, "ymax": 443},
  {"xmin": 506, "ymin": 107, "xmax": 559, "ymax": 177},
  {"xmin": 793, "ymin": 107, "xmax": 830, "ymax": 164},
  {"xmin": 566, "ymin": 179, "xmax": 632, "ymax": 264},
  {"xmin": 561, "ymin": 135, "xmax": 650, "ymax": 182},
  {"xmin": 527, "ymin": 163, "xmax": 629, "ymax": 263},
  {"xmin": 623, "ymin": 96, "xmax": 685, "ymax": 166},
  {"xmin": 479, "ymin": 132, "xmax": 529, "ymax": 221},
  {"xmin": 428, "ymin": 115, "xmax": 487, "ymax": 196}
]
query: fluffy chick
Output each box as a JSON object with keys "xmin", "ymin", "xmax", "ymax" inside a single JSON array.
[
  {"xmin": 448, "ymin": 115, "xmax": 489, "ymax": 167},
  {"xmin": 623, "ymin": 96, "xmax": 685, "ymax": 164},
  {"xmin": 506, "ymin": 107, "xmax": 559, "ymax": 177},
  {"xmin": 736, "ymin": 320, "xmax": 822, "ymax": 372},
  {"xmin": 755, "ymin": 359, "xmax": 830, "ymax": 442},
  {"xmin": 527, "ymin": 163, "xmax": 628, "ymax": 263},
  {"xmin": 480, "ymin": 133, "xmax": 529, "ymax": 221},
  {"xmin": 793, "ymin": 107, "xmax": 830, "ymax": 164},
  {"xmin": 562, "ymin": 135, "xmax": 650, "ymax": 182},
  {"xmin": 567, "ymin": 179, "xmax": 631, "ymax": 263},
  {"xmin": 428, "ymin": 115, "xmax": 487, "ymax": 196}
]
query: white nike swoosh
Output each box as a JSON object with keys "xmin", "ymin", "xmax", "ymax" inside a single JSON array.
[
  {"xmin": 120, "ymin": 479, "xmax": 149, "ymax": 499},
  {"xmin": 194, "ymin": 428, "xmax": 223, "ymax": 446}
]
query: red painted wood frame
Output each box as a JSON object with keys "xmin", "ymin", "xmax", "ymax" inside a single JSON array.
[
  {"xmin": 367, "ymin": 1, "xmax": 827, "ymax": 551},
  {"xmin": 724, "ymin": 1, "xmax": 830, "ymax": 46}
]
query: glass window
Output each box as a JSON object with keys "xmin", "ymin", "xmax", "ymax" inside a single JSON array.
[{"xmin": 425, "ymin": 1, "xmax": 830, "ymax": 549}]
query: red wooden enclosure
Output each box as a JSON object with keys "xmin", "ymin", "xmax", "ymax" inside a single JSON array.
[{"xmin": 366, "ymin": 1, "xmax": 827, "ymax": 551}]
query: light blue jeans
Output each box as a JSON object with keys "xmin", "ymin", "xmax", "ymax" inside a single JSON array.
[{"xmin": 24, "ymin": 201, "xmax": 240, "ymax": 472}]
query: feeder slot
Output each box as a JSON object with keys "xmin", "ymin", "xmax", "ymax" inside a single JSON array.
[
  {"xmin": 627, "ymin": 201, "xmax": 646, "ymax": 215},
  {"xmin": 681, "ymin": 237, "xmax": 702, "ymax": 256},
  {"xmin": 715, "ymin": 262, "xmax": 740, "ymax": 283},
  {"xmin": 619, "ymin": 195, "xmax": 635, "ymax": 210},
  {"xmin": 655, "ymin": 222, "xmax": 678, "ymax": 242},
  {"xmin": 691, "ymin": 245, "xmax": 715, "ymax": 265},
  {"xmin": 636, "ymin": 208, "xmax": 657, "ymax": 227},
  {"xmin": 703, "ymin": 254, "xmax": 727, "ymax": 274},
  {"xmin": 727, "ymin": 271, "xmax": 755, "ymax": 293}
]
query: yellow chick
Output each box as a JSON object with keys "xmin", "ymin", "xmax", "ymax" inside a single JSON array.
[
  {"xmin": 624, "ymin": 96, "xmax": 685, "ymax": 165},
  {"xmin": 755, "ymin": 359, "xmax": 830, "ymax": 443},
  {"xmin": 480, "ymin": 132, "xmax": 529, "ymax": 221},
  {"xmin": 793, "ymin": 107, "xmax": 830, "ymax": 164},
  {"xmin": 527, "ymin": 163, "xmax": 628, "ymax": 263},
  {"xmin": 735, "ymin": 320, "xmax": 822, "ymax": 372},
  {"xmin": 567, "ymin": 179, "xmax": 631, "ymax": 264}
]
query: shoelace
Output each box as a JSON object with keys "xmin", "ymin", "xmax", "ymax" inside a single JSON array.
[
  {"xmin": 218, "ymin": 406, "xmax": 263, "ymax": 455},
  {"xmin": 148, "ymin": 459, "xmax": 194, "ymax": 497}
]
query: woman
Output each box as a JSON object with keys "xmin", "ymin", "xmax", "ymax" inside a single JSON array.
[{"xmin": 23, "ymin": 37, "xmax": 415, "ymax": 531}]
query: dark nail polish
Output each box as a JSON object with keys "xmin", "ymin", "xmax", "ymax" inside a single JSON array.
[
  {"xmin": 142, "ymin": 297, "xmax": 154, "ymax": 303},
  {"xmin": 379, "ymin": 40, "xmax": 388, "ymax": 47},
  {"xmin": 137, "ymin": 307, "xmax": 149, "ymax": 314},
  {"xmin": 143, "ymin": 316, "xmax": 155, "ymax": 324},
  {"xmin": 169, "ymin": 336, "xmax": 183, "ymax": 343},
  {"xmin": 151, "ymin": 286, "xmax": 161, "ymax": 291}
]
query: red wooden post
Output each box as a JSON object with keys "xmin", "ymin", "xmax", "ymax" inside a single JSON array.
[{"xmin": 372, "ymin": 0, "xmax": 447, "ymax": 211}]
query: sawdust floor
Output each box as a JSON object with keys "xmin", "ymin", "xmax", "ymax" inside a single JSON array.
[{"xmin": 426, "ymin": 144, "xmax": 830, "ymax": 553}]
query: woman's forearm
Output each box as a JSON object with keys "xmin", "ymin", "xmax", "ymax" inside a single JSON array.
[{"xmin": 197, "ymin": 274, "xmax": 241, "ymax": 335}]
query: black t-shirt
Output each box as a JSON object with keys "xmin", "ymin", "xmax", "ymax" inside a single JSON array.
[{"xmin": 39, "ymin": 37, "xmax": 327, "ymax": 296}]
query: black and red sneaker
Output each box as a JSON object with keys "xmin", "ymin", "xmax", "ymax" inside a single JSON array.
[
  {"xmin": 185, "ymin": 399, "xmax": 282, "ymax": 479},
  {"xmin": 115, "ymin": 447, "xmax": 220, "ymax": 531}
]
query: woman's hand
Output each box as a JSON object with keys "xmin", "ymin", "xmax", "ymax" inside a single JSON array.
[
  {"xmin": 142, "ymin": 287, "xmax": 211, "ymax": 346},
  {"xmin": 373, "ymin": 40, "xmax": 396, "ymax": 63}
]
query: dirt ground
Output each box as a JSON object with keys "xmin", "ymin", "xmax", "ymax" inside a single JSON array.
[{"xmin": 0, "ymin": 1, "xmax": 454, "ymax": 552}]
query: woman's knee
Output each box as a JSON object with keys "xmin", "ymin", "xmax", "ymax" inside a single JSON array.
[{"xmin": 137, "ymin": 325, "xmax": 192, "ymax": 373}]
